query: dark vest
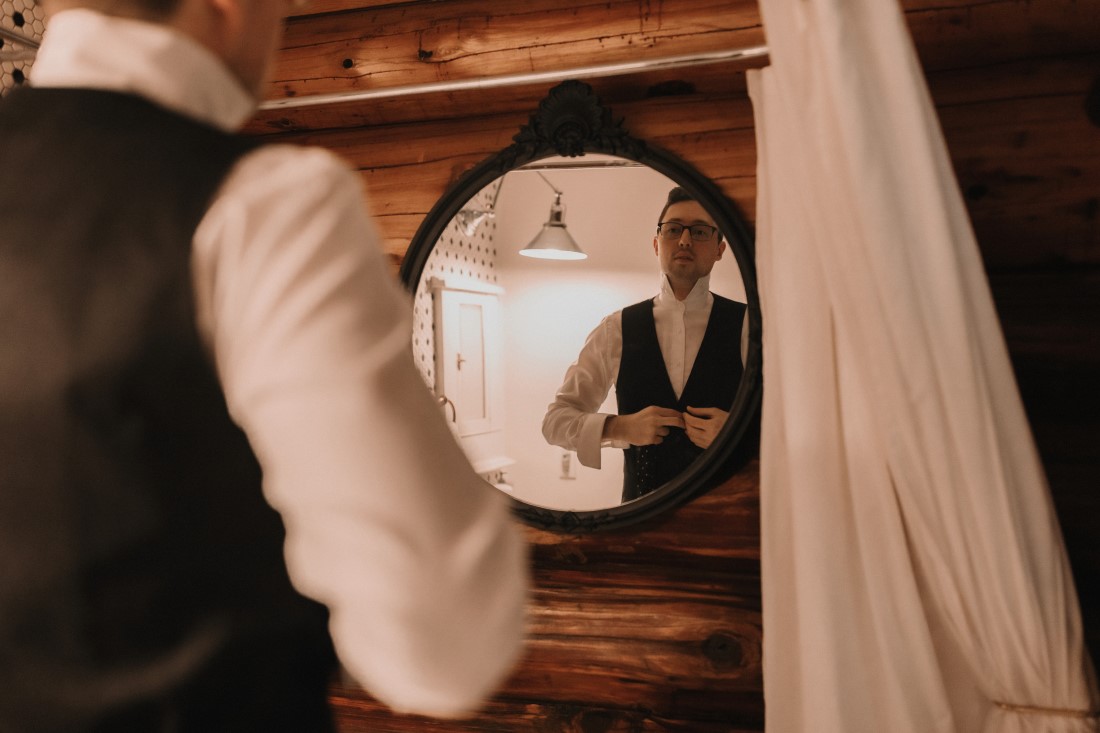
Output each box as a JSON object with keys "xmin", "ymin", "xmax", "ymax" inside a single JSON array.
[
  {"xmin": 616, "ymin": 295, "xmax": 745, "ymax": 502},
  {"xmin": 0, "ymin": 89, "xmax": 335, "ymax": 732}
]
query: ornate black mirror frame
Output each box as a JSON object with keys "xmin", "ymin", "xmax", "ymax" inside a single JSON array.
[{"xmin": 400, "ymin": 79, "xmax": 762, "ymax": 533}]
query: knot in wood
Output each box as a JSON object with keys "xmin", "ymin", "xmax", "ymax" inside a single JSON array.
[
  {"xmin": 551, "ymin": 546, "xmax": 588, "ymax": 565},
  {"xmin": 701, "ymin": 631, "xmax": 742, "ymax": 670}
]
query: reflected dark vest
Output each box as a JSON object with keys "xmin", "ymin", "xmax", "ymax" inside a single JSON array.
[
  {"xmin": 0, "ymin": 89, "xmax": 335, "ymax": 732},
  {"xmin": 616, "ymin": 295, "xmax": 745, "ymax": 502}
]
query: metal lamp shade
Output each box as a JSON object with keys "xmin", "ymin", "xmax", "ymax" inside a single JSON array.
[{"xmin": 519, "ymin": 194, "xmax": 587, "ymax": 260}]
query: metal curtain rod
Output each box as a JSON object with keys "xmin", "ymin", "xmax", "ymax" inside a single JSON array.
[
  {"xmin": 0, "ymin": 25, "xmax": 39, "ymax": 49},
  {"xmin": 259, "ymin": 45, "xmax": 769, "ymax": 111},
  {"xmin": 516, "ymin": 159, "xmax": 646, "ymax": 172}
]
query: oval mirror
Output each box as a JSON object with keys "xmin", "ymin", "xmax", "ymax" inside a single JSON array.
[{"xmin": 401, "ymin": 80, "xmax": 761, "ymax": 532}]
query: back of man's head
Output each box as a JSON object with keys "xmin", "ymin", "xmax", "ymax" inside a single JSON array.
[{"xmin": 42, "ymin": 0, "xmax": 182, "ymax": 21}]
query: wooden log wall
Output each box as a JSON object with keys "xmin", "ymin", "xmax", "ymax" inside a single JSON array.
[{"xmin": 245, "ymin": 1, "xmax": 1100, "ymax": 730}]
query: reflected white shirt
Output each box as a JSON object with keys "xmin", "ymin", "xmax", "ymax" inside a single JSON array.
[
  {"xmin": 32, "ymin": 10, "xmax": 528, "ymax": 719},
  {"xmin": 542, "ymin": 274, "xmax": 725, "ymax": 469}
]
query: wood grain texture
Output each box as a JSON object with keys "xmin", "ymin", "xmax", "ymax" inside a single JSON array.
[
  {"xmin": 245, "ymin": 60, "xmax": 756, "ymax": 134},
  {"xmin": 272, "ymin": 0, "xmax": 764, "ymax": 102},
  {"xmin": 934, "ymin": 56, "xmax": 1100, "ymax": 268},
  {"xmin": 331, "ymin": 464, "xmax": 764, "ymax": 732},
  {"xmin": 273, "ymin": 0, "xmax": 1099, "ymax": 113},
  {"xmin": 330, "ymin": 697, "xmax": 766, "ymax": 733}
]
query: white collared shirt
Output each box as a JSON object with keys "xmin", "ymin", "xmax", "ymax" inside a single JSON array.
[
  {"xmin": 543, "ymin": 274, "xmax": 741, "ymax": 469},
  {"xmin": 31, "ymin": 10, "xmax": 527, "ymax": 718}
]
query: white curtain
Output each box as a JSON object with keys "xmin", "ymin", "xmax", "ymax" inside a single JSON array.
[{"xmin": 747, "ymin": 1, "xmax": 1099, "ymax": 731}]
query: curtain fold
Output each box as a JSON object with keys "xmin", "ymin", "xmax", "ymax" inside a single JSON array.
[{"xmin": 749, "ymin": 1, "xmax": 1098, "ymax": 731}]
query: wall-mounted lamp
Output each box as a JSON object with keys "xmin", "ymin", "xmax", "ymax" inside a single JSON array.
[
  {"xmin": 455, "ymin": 178, "xmax": 504, "ymax": 237},
  {"xmin": 519, "ymin": 173, "xmax": 587, "ymax": 261}
]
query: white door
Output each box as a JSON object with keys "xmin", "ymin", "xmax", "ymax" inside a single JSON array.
[{"xmin": 435, "ymin": 288, "xmax": 499, "ymax": 437}]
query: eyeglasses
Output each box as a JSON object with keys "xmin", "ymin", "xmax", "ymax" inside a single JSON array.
[{"xmin": 656, "ymin": 221, "xmax": 720, "ymax": 242}]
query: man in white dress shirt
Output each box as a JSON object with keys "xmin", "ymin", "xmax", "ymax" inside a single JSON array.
[
  {"xmin": 0, "ymin": 1, "xmax": 527, "ymax": 730},
  {"xmin": 543, "ymin": 187, "xmax": 746, "ymax": 502}
]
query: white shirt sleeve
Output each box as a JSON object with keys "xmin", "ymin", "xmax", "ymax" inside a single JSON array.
[
  {"xmin": 192, "ymin": 144, "xmax": 528, "ymax": 718},
  {"xmin": 540, "ymin": 312, "xmax": 624, "ymax": 469}
]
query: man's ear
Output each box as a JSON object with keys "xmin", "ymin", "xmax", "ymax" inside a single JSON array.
[
  {"xmin": 209, "ymin": 0, "xmax": 244, "ymax": 25},
  {"xmin": 716, "ymin": 239, "xmax": 726, "ymax": 260},
  {"xmin": 201, "ymin": 0, "xmax": 245, "ymax": 46},
  {"xmin": 165, "ymin": 0, "xmax": 240, "ymax": 56},
  {"xmin": 652, "ymin": 236, "xmax": 659, "ymax": 257}
]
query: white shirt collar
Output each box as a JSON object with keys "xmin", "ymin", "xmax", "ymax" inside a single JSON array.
[
  {"xmin": 655, "ymin": 273, "xmax": 712, "ymax": 310},
  {"xmin": 31, "ymin": 9, "xmax": 255, "ymax": 131}
]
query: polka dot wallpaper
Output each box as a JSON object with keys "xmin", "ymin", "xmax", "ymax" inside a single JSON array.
[
  {"xmin": 411, "ymin": 179, "xmax": 503, "ymax": 390},
  {"xmin": 1, "ymin": 0, "xmax": 43, "ymax": 96}
]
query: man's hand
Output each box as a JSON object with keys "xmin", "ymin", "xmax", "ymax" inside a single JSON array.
[
  {"xmin": 683, "ymin": 406, "xmax": 729, "ymax": 449},
  {"xmin": 604, "ymin": 406, "xmax": 686, "ymax": 446}
]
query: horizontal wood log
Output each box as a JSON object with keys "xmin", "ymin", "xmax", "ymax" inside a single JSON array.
[
  {"xmin": 299, "ymin": 0, "xmax": 1050, "ymax": 19},
  {"xmin": 904, "ymin": 0, "xmax": 1100, "ymax": 72},
  {"xmin": 933, "ymin": 55, "xmax": 1100, "ymax": 268},
  {"xmin": 245, "ymin": 60, "xmax": 756, "ymax": 135},
  {"xmin": 271, "ymin": 0, "xmax": 764, "ymax": 102},
  {"xmin": 330, "ymin": 695, "xmax": 765, "ymax": 733},
  {"xmin": 327, "ymin": 464, "xmax": 764, "ymax": 732},
  {"xmin": 271, "ymin": 0, "xmax": 1099, "ymax": 116},
  {"xmin": 513, "ymin": 467, "xmax": 761, "ymax": 715},
  {"xmin": 261, "ymin": 0, "xmax": 1095, "ymax": 137}
]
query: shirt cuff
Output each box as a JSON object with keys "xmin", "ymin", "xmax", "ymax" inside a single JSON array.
[{"xmin": 576, "ymin": 413, "xmax": 615, "ymax": 469}]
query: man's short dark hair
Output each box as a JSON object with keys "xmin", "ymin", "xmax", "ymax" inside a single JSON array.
[
  {"xmin": 657, "ymin": 187, "xmax": 695, "ymax": 224},
  {"xmin": 117, "ymin": 0, "xmax": 183, "ymax": 17},
  {"xmin": 656, "ymin": 187, "xmax": 724, "ymax": 242},
  {"xmin": 140, "ymin": 0, "xmax": 181, "ymax": 13},
  {"xmin": 48, "ymin": 0, "xmax": 182, "ymax": 19}
]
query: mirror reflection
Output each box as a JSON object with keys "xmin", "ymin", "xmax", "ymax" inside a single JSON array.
[{"xmin": 412, "ymin": 156, "xmax": 746, "ymax": 512}]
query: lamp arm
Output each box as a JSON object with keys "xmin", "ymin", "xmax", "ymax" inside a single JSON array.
[{"xmin": 536, "ymin": 171, "xmax": 562, "ymax": 196}]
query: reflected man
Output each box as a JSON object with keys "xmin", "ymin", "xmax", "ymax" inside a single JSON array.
[{"xmin": 543, "ymin": 187, "xmax": 746, "ymax": 502}]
